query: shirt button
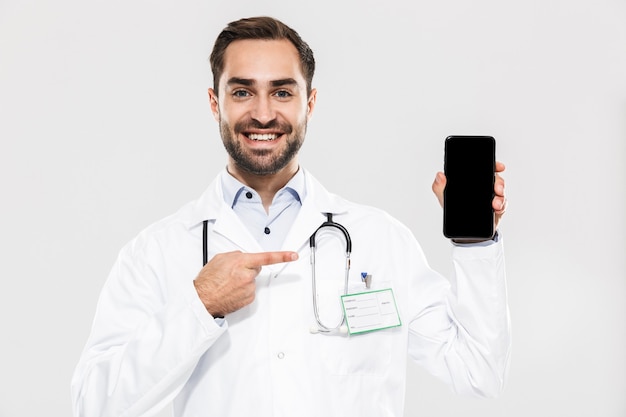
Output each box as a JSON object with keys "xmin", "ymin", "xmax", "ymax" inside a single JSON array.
[
  {"xmin": 245, "ymin": 191, "xmax": 253, "ymax": 199},
  {"xmin": 277, "ymin": 352, "xmax": 285, "ymax": 359},
  {"xmin": 264, "ymin": 227, "xmax": 271, "ymax": 235}
]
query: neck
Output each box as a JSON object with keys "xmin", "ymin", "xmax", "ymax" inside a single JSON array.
[{"xmin": 227, "ymin": 159, "xmax": 299, "ymax": 212}]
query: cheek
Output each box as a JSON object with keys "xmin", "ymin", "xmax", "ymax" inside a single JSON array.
[
  {"xmin": 221, "ymin": 102, "xmax": 250, "ymax": 123},
  {"xmin": 289, "ymin": 102, "xmax": 311, "ymax": 124}
]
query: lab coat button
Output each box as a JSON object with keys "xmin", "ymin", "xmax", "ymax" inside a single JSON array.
[
  {"xmin": 277, "ymin": 352, "xmax": 285, "ymax": 359},
  {"xmin": 245, "ymin": 191, "xmax": 253, "ymax": 199}
]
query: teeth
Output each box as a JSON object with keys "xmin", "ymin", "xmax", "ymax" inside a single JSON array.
[{"xmin": 248, "ymin": 133, "xmax": 279, "ymax": 141}]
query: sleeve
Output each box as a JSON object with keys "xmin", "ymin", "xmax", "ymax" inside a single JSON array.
[
  {"xmin": 70, "ymin": 234, "xmax": 227, "ymax": 417},
  {"xmin": 407, "ymin": 234, "xmax": 511, "ymax": 398}
]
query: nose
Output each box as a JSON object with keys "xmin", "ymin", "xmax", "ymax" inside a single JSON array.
[{"xmin": 250, "ymin": 95, "xmax": 276, "ymax": 125}]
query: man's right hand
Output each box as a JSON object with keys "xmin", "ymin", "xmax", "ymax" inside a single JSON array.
[{"xmin": 193, "ymin": 250, "xmax": 299, "ymax": 317}]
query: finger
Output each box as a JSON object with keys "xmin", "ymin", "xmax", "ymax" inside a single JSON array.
[
  {"xmin": 432, "ymin": 172, "xmax": 446, "ymax": 208},
  {"xmin": 245, "ymin": 251, "xmax": 299, "ymax": 269},
  {"xmin": 495, "ymin": 161, "xmax": 506, "ymax": 173},
  {"xmin": 494, "ymin": 173, "xmax": 505, "ymax": 197},
  {"xmin": 493, "ymin": 196, "xmax": 507, "ymax": 213}
]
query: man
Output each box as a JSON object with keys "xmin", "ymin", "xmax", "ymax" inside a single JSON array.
[{"xmin": 72, "ymin": 16, "xmax": 510, "ymax": 417}]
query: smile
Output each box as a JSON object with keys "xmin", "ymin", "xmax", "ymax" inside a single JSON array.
[{"xmin": 246, "ymin": 133, "xmax": 280, "ymax": 141}]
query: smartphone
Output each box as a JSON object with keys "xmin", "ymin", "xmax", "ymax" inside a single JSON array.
[{"xmin": 443, "ymin": 135, "xmax": 496, "ymax": 240}]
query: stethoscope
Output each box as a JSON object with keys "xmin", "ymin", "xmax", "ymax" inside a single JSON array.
[
  {"xmin": 308, "ymin": 213, "xmax": 352, "ymax": 335},
  {"xmin": 202, "ymin": 212, "xmax": 352, "ymax": 336}
]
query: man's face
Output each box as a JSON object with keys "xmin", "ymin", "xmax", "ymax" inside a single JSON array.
[{"xmin": 209, "ymin": 39, "xmax": 316, "ymax": 176}]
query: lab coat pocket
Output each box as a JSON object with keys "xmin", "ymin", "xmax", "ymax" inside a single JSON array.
[
  {"xmin": 319, "ymin": 330, "xmax": 394, "ymax": 376},
  {"xmin": 314, "ymin": 281, "xmax": 394, "ymax": 376}
]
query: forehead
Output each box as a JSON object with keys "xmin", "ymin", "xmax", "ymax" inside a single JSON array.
[{"xmin": 221, "ymin": 39, "xmax": 306, "ymax": 87}]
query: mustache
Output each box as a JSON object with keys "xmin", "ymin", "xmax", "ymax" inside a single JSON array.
[{"xmin": 234, "ymin": 119, "xmax": 293, "ymax": 134}]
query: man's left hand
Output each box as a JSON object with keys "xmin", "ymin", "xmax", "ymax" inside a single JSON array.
[{"xmin": 432, "ymin": 161, "xmax": 507, "ymax": 232}]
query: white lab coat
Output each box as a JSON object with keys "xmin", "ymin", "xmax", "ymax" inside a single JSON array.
[{"xmin": 71, "ymin": 169, "xmax": 510, "ymax": 417}]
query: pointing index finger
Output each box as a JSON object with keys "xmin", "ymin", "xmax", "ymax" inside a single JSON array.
[{"xmin": 245, "ymin": 251, "xmax": 299, "ymax": 269}]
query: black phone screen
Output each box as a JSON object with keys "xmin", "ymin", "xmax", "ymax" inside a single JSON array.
[{"xmin": 443, "ymin": 135, "xmax": 495, "ymax": 240}]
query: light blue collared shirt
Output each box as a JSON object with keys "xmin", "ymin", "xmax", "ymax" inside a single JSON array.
[{"xmin": 221, "ymin": 169, "xmax": 306, "ymax": 251}]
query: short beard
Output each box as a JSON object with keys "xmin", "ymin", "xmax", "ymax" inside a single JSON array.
[{"xmin": 220, "ymin": 119, "xmax": 306, "ymax": 176}]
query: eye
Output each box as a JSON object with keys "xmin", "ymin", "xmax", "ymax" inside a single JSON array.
[
  {"xmin": 232, "ymin": 89, "xmax": 251, "ymax": 98},
  {"xmin": 274, "ymin": 90, "xmax": 292, "ymax": 99}
]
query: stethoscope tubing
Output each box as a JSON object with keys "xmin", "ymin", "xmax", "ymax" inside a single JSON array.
[
  {"xmin": 309, "ymin": 213, "xmax": 352, "ymax": 334},
  {"xmin": 201, "ymin": 213, "xmax": 352, "ymax": 335}
]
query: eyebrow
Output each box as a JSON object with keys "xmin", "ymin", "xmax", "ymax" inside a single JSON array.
[
  {"xmin": 226, "ymin": 77, "xmax": 299, "ymax": 88},
  {"xmin": 270, "ymin": 78, "xmax": 298, "ymax": 88},
  {"xmin": 226, "ymin": 77, "xmax": 254, "ymax": 87}
]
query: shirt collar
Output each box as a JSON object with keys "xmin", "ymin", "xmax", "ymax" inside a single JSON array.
[
  {"xmin": 220, "ymin": 167, "xmax": 306, "ymax": 209},
  {"xmin": 184, "ymin": 167, "xmax": 348, "ymax": 229}
]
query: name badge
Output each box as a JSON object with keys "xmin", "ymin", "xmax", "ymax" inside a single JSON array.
[{"xmin": 340, "ymin": 288, "xmax": 402, "ymax": 335}]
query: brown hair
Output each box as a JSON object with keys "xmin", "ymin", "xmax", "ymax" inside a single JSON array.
[{"xmin": 209, "ymin": 16, "xmax": 315, "ymax": 95}]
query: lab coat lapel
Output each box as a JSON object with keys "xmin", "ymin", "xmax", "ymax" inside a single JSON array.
[
  {"xmin": 192, "ymin": 172, "xmax": 261, "ymax": 253},
  {"xmin": 280, "ymin": 199, "xmax": 326, "ymax": 253},
  {"xmin": 212, "ymin": 203, "xmax": 262, "ymax": 253},
  {"xmin": 280, "ymin": 170, "xmax": 348, "ymax": 254}
]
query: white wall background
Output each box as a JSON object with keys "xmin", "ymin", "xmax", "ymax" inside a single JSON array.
[{"xmin": 1, "ymin": 0, "xmax": 624, "ymax": 416}]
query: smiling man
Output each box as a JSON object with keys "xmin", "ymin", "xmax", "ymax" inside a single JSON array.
[
  {"xmin": 210, "ymin": 37, "xmax": 315, "ymax": 209},
  {"xmin": 72, "ymin": 16, "xmax": 511, "ymax": 417}
]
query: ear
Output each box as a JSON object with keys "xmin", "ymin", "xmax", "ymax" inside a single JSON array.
[
  {"xmin": 306, "ymin": 88, "xmax": 317, "ymax": 121},
  {"xmin": 208, "ymin": 88, "xmax": 220, "ymax": 121}
]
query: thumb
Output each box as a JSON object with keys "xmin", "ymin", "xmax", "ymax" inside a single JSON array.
[{"xmin": 431, "ymin": 172, "xmax": 446, "ymax": 208}]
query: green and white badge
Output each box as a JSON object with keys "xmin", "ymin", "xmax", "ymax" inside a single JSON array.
[{"xmin": 340, "ymin": 288, "xmax": 402, "ymax": 335}]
